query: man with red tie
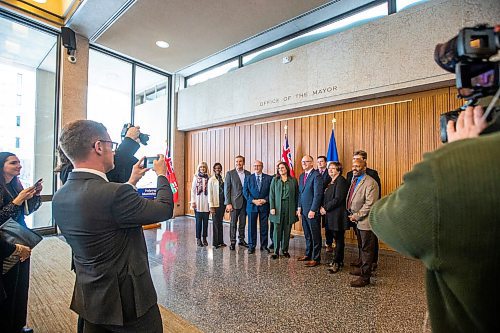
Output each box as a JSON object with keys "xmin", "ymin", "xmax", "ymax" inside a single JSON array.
[{"xmin": 297, "ymin": 155, "xmax": 324, "ymax": 267}]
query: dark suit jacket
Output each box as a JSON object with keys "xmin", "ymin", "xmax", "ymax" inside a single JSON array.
[
  {"xmin": 243, "ymin": 173, "xmax": 272, "ymax": 213},
  {"xmin": 298, "ymin": 169, "xmax": 323, "ymax": 213},
  {"xmin": 322, "ymin": 175, "xmax": 349, "ymax": 231},
  {"xmin": 317, "ymin": 169, "xmax": 332, "ymax": 189},
  {"xmin": 52, "ymin": 172, "xmax": 173, "ymax": 326},
  {"xmin": 347, "ymin": 168, "xmax": 381, "ymax": 198},
  {"xmin": 224, "ymin": 169, "xmax": 251, "ymax": 210},
  {"xmin": 59, "ymin": 137, "xmax": 140, "ymax": 184}
]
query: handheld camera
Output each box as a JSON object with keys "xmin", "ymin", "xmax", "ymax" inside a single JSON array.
[
  {"xmin": 143, "ymin": 156, "xmax": 159, "ymax": 169},
  {"xmin": 434, "ymin": 24, "xmax": 500, "ymax": 142},
  {"xmin": 121, "ymin": 123, "xmax": 150, "ymax": 145}
]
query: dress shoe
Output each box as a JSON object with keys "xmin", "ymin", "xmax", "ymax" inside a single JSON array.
[
  {"xmin": 327, "ymin": 262, "xmax": 342, "ymax": 274},
  {"xmin": 229, "ymin": 243, "xmax": 236, "ymax": 251},
  {"xmin": 203, "ymin": 238, "xmax": 208, "ymax": 246},
  {"xmin": 239, "ymin": 240, "xmax": 248, "ymax": 248},
  {"xmin": 349, "ymin": 267, "xmax": 362, "ymax": 276},
  {"xmin": 269, "ymin": 243, "xmax": 274, "ymax": 249},
  {"xmin": 261, "ymin": 247, "xmax": 271, "ymax": 253},
  {"xmin": 248, "ymin": 248, "xmax": 255, "ymax": 254},
  {"xmin": 326, "ymin": 245, "xmax": 334, "ymax": 253},
  {"xmin": 304, "ymin": 260, "xmax": 320, "ymax": 267},
  {"xmin": 213, "ymin": 245, "xmax": 221, "ymax": 249},
  {"xmin": 350, "ymin": 277, "xmax": 370, "ymax": 287},
  {"xmin": 282, "ymin": 252, "xmax": 291, "ymax": 258},
  {"xmin": 297, "ymin": 256, "xmax": 310, "ymax": 261},
  {"xmin": 220, "ymin": 243, "xmax": 227, "ymax": 247},
  {"xmin": 271, "ymin": 254, "xmax": 279, "ymax": 260},
  {"xmin": 350, "ymin": 260, "xmax": 361, "ymax": 267},
  {"xmin": 196, "ymin": 239, "xmax": 203, "ymax": 247},
  {"xmin": 290, "ymin": 234, "xmax": 294, "ymax": 239},
  {"xmin": 21, "ymin": 328, "xmax": 34, "ymax": 333}
]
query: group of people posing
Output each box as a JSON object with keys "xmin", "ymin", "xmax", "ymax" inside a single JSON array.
[{"xmin": 190, "ymin": 150, "xmax": 381, "ymax": 287}]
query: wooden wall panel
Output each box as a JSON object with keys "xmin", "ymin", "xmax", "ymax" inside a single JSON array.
[{"xmin": 184, "ymin": 87, "xmax": 458, "ymax": 247}]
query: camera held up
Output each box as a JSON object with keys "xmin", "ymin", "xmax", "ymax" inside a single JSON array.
[
  {"xmin": 121, "ymin": 123, "xmax": 150, "ymax": 145},
  {"xmin": 434, "ymin": 24, "xmax": 500, "ymax": 142}
]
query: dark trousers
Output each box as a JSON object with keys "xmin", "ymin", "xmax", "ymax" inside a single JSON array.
[
  {"xmin": 325, "ymin": 228, "xmax": 334, "ymax": 246},
  {"xmin": 0, "ymin": 259, "xmax": 30, "ymax": 332},
  {"xmin": 354, "ymin": 226, "xmax": 379, "ymax": 264},
  {"xmin": 247, "ymin": 208, "xmax": 269, "ymax": 250},
  {"xmin": 229, "ymin": 207, "xmax": 246, "ymax": 244},
  {"xmin": 269, "ymin": 222, "xmax": 274, "ymax": 246},
  {"xmin": 301, "ymin": 213, "xmax": 322, "ymax": 262},
  {"xmin": 212, "ymin": 205, "xmax": 225, "ymax": 246},
  {"xmin": 83, "ymin": 303, "xmax": 162, "ymax": 333},
  {"xmin": 359, "ymin": 230, "xmax": 376, "ymax": 281},
  {"xmin": 195, "ymin": 211, "xmax": 209, "ymax": 239},
  {"xmin": 332, "ymin": 230, "xmax": 345, "ymax": 264}
]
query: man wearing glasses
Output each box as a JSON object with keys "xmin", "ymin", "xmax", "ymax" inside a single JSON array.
[
  {"xmin": 53, "ymin": 120, "xmax": 173, "ymax": 332},
  {"xmin": 297, "ymin": 155, "xmax": 323, "ymax": 267}
]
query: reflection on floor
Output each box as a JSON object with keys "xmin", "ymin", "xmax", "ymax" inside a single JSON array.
[{"xmin": 146, "ymin": 216, "xmax": 429, "ymax": 333}]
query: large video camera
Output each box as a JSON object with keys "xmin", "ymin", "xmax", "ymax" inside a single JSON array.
[
  {"xmin": 434, "ymin": 24, "xmax": 500, "ymax": 142},
  {"xmin": 121, "ymin": 123, "xmax": 150, "ymax": 145}
]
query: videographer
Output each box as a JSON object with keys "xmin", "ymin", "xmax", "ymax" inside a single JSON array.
[
  {"xmin": 370, "ymin": 23, "xmax": 500, "ymax": 332},
  {"xmin": 56, "ymin": 125, "xmax": 142, "ymax": 184},
  {"xmin": 370, "ymin": 103, "xmax": 499, "ymax": 333}
]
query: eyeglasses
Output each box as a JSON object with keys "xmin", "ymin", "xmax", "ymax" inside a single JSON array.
[
  {"xmin": 301, "ymin": 160, "xmax": 313, "ymax": 164},
  {"xmin": 93, "ymin": 140, "xmax": 118, "ymax": 152}
]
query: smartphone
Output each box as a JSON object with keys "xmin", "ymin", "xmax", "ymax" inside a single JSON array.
[
  {"xmin": 33, "ymin": 178, "xmax": 43, "ymax": 187},
  {"xmin": 143, "ymin": 156, "xmax": 159, "ymax": 169}
]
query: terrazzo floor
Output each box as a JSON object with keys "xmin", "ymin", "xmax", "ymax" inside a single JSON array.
[{"xmin": 145, "ymin": 216, "xmax": 430, "ymax": 333}]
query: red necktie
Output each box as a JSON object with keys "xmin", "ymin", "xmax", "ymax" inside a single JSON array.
[
  {"xmin": 303, "ymin": 172, "xmax": 309, "ymax": 185},
  {"xmin": 347, "ymin": 177, "xmax": 358, "ymax": 210}
]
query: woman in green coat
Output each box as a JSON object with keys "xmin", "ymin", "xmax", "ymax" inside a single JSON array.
[{"xmin": 269, "ymin": 162, "xmax": 299, "ymax": 259}]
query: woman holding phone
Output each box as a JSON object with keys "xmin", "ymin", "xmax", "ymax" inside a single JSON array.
[{"xmin": 0, "ymin": 152, "xmax": 42, "ymax": 333}]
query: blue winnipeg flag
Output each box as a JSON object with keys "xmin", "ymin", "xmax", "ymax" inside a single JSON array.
[{"xmin": 326, "ymin": 128, "xmax": 339, "ymax": 162}]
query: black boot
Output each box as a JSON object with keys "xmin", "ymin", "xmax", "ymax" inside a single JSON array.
[{"xmin": 197, "ymin": 238, "xmax": 203, "ymax": 247}]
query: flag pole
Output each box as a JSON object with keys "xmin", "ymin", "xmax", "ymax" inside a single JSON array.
[
  {"xmin": 332, "ymin": 117, "xmax": 336, "ymax": 130},
  {"xmin": 284, "ymin": 124, "xmax": 288, "ymax": 135}
]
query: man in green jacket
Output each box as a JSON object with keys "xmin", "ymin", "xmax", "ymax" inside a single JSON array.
[{"xmin": 370, "ymin": 106, "xmax": 499, "ymax": 332}]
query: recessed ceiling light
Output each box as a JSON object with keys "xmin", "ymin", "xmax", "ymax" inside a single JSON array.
[
  {"xmin": 156, "ymin": 41, "xmax": 169, "ymax": 49},
  {"xmin": 33, "ymin": 0, "xmax": 47, "ymax": 3}
]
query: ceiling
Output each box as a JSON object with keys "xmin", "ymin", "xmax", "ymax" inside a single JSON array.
[{"xmin": 0, "ymin": 0, "xmax": 379, "ymax": 75}]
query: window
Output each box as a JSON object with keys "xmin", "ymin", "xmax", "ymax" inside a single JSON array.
[
  {"xmin": 186, "ymin": 59, "xmax": 238, "ymax": 87},
  {"xmin": 396, "ymin": 0, "xmax": 429, "ymax": 11},
  {"xmin": 0, "ymin": 16, "xmax": 58, "ymax": 229},
  {"xmin": 243, "ymin": 3, "xmax": 388, "ymax": 66},
  {"xmin": 87, "ymin": 49, "xmax": 133, "ymax": 143}
]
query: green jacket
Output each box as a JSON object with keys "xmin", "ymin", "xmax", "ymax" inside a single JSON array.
[
  {"xmin": 269, "ymin": 176, "xmax": 299, "ymax": 225},
  {"xmin": 370, "ymin": 132, "xmax": 500, "ymax": 333}
]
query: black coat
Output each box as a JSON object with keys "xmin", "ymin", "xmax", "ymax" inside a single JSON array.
[
  {"xmin": 59, "ymin": 137, "xmax": 140, "ymax": 184},
  {"xmin": 322, "ymin": 175, "xmax": 349, "ymax": 231}
]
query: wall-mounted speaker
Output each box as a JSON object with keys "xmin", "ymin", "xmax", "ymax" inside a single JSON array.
[{"xmin": 61, "ymin": 27, "xmax": 76, "ymax": 51}]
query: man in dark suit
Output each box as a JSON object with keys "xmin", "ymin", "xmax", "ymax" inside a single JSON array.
[
  {"xmin": 316, "ymin": 155, "xmax": 333, "ymax": 252},
  {"xmin": 346, "ymin": 150, "xmax": 381, "ymax": 270},
  {"xmin": 224, "ymin": 155, "xmax": 251, "ymax": 250},
  {"xmin": 53, "ymin": 120, "xmax": 173, "ymax": 332},
  {"xmin": 243, "ymin": 160, "xmax": 273, "ymax": 254},
  {"xmin": 297, "ymin": 155, "xmax": 324, "ymax": 267}
]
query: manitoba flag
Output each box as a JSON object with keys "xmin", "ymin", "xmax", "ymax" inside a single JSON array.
[
  {"xmin": 281, "ymin": 133, "xmax": 295, "ymax": 177},
  {"xmin": 165, "ymin": 148, "xmax": 179, "ymax": 203}
]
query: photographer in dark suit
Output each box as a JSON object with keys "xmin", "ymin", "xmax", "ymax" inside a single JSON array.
[
  {"xmin": 57, "ymin": 125, "xmax": 142, "ymax": 184},
  {"xmin": 53, "ymin": 120, "xmax": 173, "ymax": 333}
]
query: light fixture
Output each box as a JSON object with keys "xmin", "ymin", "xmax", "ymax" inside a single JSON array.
[
  {"xmin": 33, "ymin": 0, "xmax": 48, "ymax": 3},
  {"xmin": 282, "ymin": 56, "xmax": 293, "ymax": 64},
  {"xmin": 156, "ymin": 41, "xmax": 169, "ymax": 49}
]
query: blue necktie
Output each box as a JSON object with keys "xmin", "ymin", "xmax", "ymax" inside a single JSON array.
[{"xmin": 257, "ymin": 175, "xmax": 261, "ymax": 192}]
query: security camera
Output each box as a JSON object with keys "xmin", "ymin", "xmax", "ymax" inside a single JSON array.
[
  {"xmin": 61, "ymin": 27, "xmax": 77, "ymax": 64},
  {"xmin": 68, "ymin": 54, "xmax": 77, "ymax": 64}
]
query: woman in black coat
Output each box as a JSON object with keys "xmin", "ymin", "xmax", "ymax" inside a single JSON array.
[
  {"xmin": 0, "ymin": 152, "xmax": 42, "ymax": 333},
  {"xmin": 320, "ymin": 161, "xmax": 348, "ymax": 273}
]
